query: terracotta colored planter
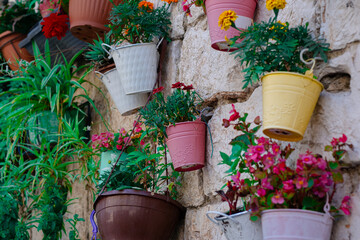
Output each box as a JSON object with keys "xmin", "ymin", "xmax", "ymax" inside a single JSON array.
[
  {"xmin": 166, "ymin": 121, "xmax": 206, "ymax": 172},
  {"xmin": 205, "ymin": 0, "xmax": 257, "ymax": 51},
  {"xmin": 69, "ymin": 0, "xmax": 122, "ymax": 42},
  {"xmin": 0, "ymin": 31, "xmax": 33, "ymax": 71},
  {"xmin": 261, "ymin": 209, "xmax": 333, "ymax": 240},
  {"xmin": 206, "ymin": 211, "xmax": 263, "ymax": 240},
  {"xmin": 94, "ymin": 189, "xmax": 185, "ymax": 240},
  {"xmin": 261, "ymin": 71, "xmax": 323, "ymax": 142}
]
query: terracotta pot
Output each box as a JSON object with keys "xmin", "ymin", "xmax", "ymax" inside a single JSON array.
[
  {"xmin": 166, "ymin": 120, "xmax": 206, "ymax": 172},
  {"xmin": 94, "ymin": 189, "xmax": 185, "ymax": 240},
  {"xmin": 205, "ymin": 0, "xmax": 257, "ymax": 51},
  {"xmin": 0, "ymin": 31, "xmax": 33, "ymax": 71},
  {"xmin": 206, "ymin": 211, "xmax": 263, "ymax": 240},
  {"xmin": 261, "ymin": 209, "xmax": 333, "ymax": 240},
  {"xmin": 69, "ymin": 0, "xmax": 122, "ymax": 43},
  {"xmin": 261, "ymin": 71, "xmax": 323, "ymax": 142}
]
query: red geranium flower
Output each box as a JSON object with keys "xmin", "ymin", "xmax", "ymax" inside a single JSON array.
[
  {"xmin": 183, "ymin": 84, "xmax": 194, "ymax": 90},
  {"xmin": 152, "ymin": 86, "xmax": 164, "ymax": 94},
  {"xmin": 172, "ymin": 82, "xmax": 185, "ymax": 89},
  {"xmin": 41, "ymin": 13, "xmax": 69, "ymax": 40}
]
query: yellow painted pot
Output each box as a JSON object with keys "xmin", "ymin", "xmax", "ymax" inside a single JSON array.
[{"xmin": 261, "ymin": 71, "xmax": 324, "ymax": 142}]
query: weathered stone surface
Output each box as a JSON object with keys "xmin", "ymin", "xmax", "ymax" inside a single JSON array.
[{"xmin": 178, "ymin": 171, "xmax": 205, "ymax": 208}]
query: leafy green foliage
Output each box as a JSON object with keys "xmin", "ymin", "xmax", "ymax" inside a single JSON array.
[
  {"xmin": 84, "ymin": 33, "xmax": 115, "ymax": 68},
  {"xmin": 0, "ymin": 192, "xmax": 18, "ymax": 239},
  {"xmin": 0, "ymin": 0, "xmax": 41, "ymax": 34},
  {"xmin": 67, "ymin": 214, "xmax": 84, "ymax": 240},
  {"xmin": 108, "ymin": 0, "xmax": 172, "ymax": 44},
  {"xmin": 229, "ymin": 18, "xmax": 330, "ymax": 88}
]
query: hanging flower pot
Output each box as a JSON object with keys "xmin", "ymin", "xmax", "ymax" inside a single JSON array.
[
  {"xmin": 96, "ymin": 67, "xmax": 148, "ymax": 116},
  {"xmin": 108, "ymin": 42, "xmax": 159, "ymax": 95},
  {"xmin": 205, "ymin": 0, "xmax": 257, "ymax": 51},
  {"xmin": 166, "ymin": 120, "xmax": 206, "ymax": 172},
  {"xmin": 261, "ymin": 71, "xmax": 323, "ymax": 142},
  {"xmin": 206, "ymin": 211, "xmax": 263, "ymax": 240},
  {"xmin": 0, "ymin": 31, "xmax": 33, "ymax": 71},
  {"xmin": 94, "ymin": 189, "xmax": 185, "ymax": 240},
  {"xmin": 261, "ymin": 209, "xmax": 333, "ymax": 240},
  {"xmin": 69, "ymin": 0, "xmax": 122, "ymax": 42}
]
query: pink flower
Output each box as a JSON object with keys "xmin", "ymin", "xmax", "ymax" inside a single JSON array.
[
  {"xmin": 252, "ymin": 144, "xmax": 265, "ymax": 154},
  {"xmin": 283, "ymin": 180, "xmax": 294, "ymax": 192},
  {"xmin": 300, "ymin": 154, "xmax": 315, "ymax": 165},
  {"xmin": 231, "ymin": 172, "xmax": 241, "ymax": 187},
  {"xmin": 271, "ymin": 192, "xmax": 285, "ymax": 204},
  {"xmin": 117, "ymin": 137, "xmax": 123, "ymax": 144},
  {"xmin": 272, "ymin": 143, "xmax": 280, "ymax": 156},
  {"xmin": 273, "ymin": 162, "xmax": 286, "ymax": 175},
  {"xmin": 257, "ymin": 188, "xmax": 266, "ymax": 197},
  {"xmin": 261, "ymin": 178, "xmax": 274, "ymax": 190},
  {"xmin": 120, "ymin": 128, "xmax": 127, "ymax": 137},
  {"xmin": 116, "ymin": 145, "xmax": 123, "ymax": 150},
  {"xmin": 91, "ymin": 134, "xmax": 99, "ymax": 142},
  {"xmin": 263, "ymin": 154, "xmax": 275, "ymax": 170},
  {"xmin": 331, "ymin": 137, "xmax": 339, "ymax": 147},
  {"xmin": 257, "ymin": 137, "xmax": 270, "ymax": 145},
  {"xmin": 103, "ymin": 142, "xmax": 110, "ymax": 148},
  {"xmin": 295, "ymin": 177, "xmax": 308, "ymax": 189},
  {"xmin": 152, "ymin": 86, "xmax": 164, "ymax": 94},
  {"xmin": 124, "ymin": 137, "xmax": 131, "ymax": 144},
  {"xmin": 339, "ymin": 134, "xmax": 347, "ymax": 143},
  {"xmin": 340, "ymin": 196, "xmax": 351, "ymax": 215},
  {"xmin": 228, "ymin": 104, "xmax": 240, "ymax": 121},
  {"xmin": 316, "ymin": 158, "xmax": 327, "ymax": 170},
  {"xmin": 140, "ymin": 140, "xmax": 145, "ymax": 146}
]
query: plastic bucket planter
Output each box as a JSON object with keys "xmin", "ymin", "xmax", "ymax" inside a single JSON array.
[
  {"xmin": 0, "ymin": 31, "xmax": 33, "ymax": 71},
  {"xmin": 99, "ymin": 150, "xmax": 121, "ymax": 178},
  {"xmin": 166, "ymin": 121, "xmax": 206, "ymax": 172},
  {"xmin": 206, "ymin": 211, "xmax": 263, "ymax": 240},
  {"xmin": 261, "ymin": 71, "xmax": 324, "ymax": 142},
  {"xmin": 96, "ymin": 67, "xmax": 148, "ymax": 116},
  {"xmin": 261, "ymin": 209, "xmax": 333, "ymax": 240},
  {"xmin": 94, "ymin": 189, "xmax": 185, "ymax": 240},
  {"xmin": 205, "ymin": 0, "xmax": 257, "ymax": 51},
  {"xmin": 69, "ymin": 0, "xmax": 122, "ymax": 42},
  {"xmin": 106, "ymin": 42, "xmax": 159, "ymax": 95}
]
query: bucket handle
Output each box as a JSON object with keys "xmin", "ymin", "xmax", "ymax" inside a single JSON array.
[
  {"xmin": 101, "ymin": 43, "xmax": 115, "ymax": 59},
  {"xmin": 90, "ymin": 210, "xmax": 98, "ymax": 240},
  {"xmin": 323, "ymin": 193, "xmax": 334, "ymax": 221},
  {"xmin": 206, "ymin": 211, "xmax": 240, "ymax": 225},
  {"xmin": 94, "ymin": 71, "xmax": 111, "ymax": 84}
]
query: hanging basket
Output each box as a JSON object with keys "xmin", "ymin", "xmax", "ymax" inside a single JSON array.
[
  {"xmin": 105, "ymin": 42, "xmax": 159, "ymax": 95},
  {"xmin": 206, "ymin": 211, "xmax": 263, "ymax": 240},
  {"xmin": 261, "ymin": 209, "xmax": 333, "ymax": 240},
  {"xmin": 166, "ymin": 120, "xmax": 206, "ymax": 172},
  {"xmin": 261, "ymin": 71, "xmax": 323, "ymax": 142},
  {"xmin": 69, "ymin": 0, "xmax": 122, "ymax": 42},
  {"xmin": 96, "ymin": 67, "xmax": 148, "ymax": 116},
  {"xmin": 94, "ymin": 189, "xmax": 185, "ymax": 240},
  {"xmin": 0, "ymin": 31, "xmax": 33, "ymax": 71},
  {"xmin": 205, "ymin": 0, "xmax": 257, "ymax": 51}
]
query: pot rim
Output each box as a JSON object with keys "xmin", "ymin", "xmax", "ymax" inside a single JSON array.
[
  {"xmin": 97, "ymin": 63, "xmax": 116, "ymax": 74},
  {"xmin": 0, "ymin": 30, "xmax": 15, "ymax": 40},
  {"xmin": 166, "ymin": 120, "xmax": 206, "ymax": 129},
  {"xmin": 261, "ymin": 208, "xmax": 332, "ymax": 218},
  {"xmin": 261, "ymin": 71, "xmax": 324, "ymax": 91},
  {"xmin": 113, "ymin": 42, "xmax": 156, "ymax": 52},
  {"xmin": 214, "ymin": 210, "xmax": 251, "ymax": 221},
  {"xmin": 94, "ymin": 189, "xmax": 186, "ymax": 212}
]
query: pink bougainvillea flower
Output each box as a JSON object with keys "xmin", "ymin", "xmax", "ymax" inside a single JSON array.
[
  {"xmin": 339, "ymin": 134, "xmax": 347, "ymax": 143},
  {"xmin": 172, "ymin": 82, "xmax": 185, "ymax": 89},
  {"xmin": 271, "ymin": 192, "xmax": 285, "ymax": 204},
  {"xmin": 295, "ymin": 177, "xmax": 308, "ymax": 189},
  {"xmin": 183, "ymin": 84, "xmax": 194, "ymax": 90},
  {"xmin": 228, "ymin": 104, "xmax": 240, "ymax": 121},
  {"xmin": 282, "ymin": 180, "xmax": 294, "ymax": 192},
  {"xmin": 261, "ymin": 177, "xmax": 274, "ymax": 190},
  {"xmin": 41, "ymin": 13, "xmax": 69, "ymax": 40},
  {"xmin": 231, "ymin": 171, "xmax": 241, "ymax": 187},
  {"xmin": 257, "ymin": 188, "xmax": 266, "ymax": 197},
  {"xmin": 340, "ymin": 196, "xmax": 351, "ymax": 215},
  {"xmin": 152, "ymin": 86, "xmax": 164, "ymax": 94}
]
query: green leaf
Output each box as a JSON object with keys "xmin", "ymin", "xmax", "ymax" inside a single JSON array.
[
  {"xmin": 250, "ymin": 215, "xmax": 258, "ymax": 222},
  {"xmin": 329, "ymin": 161, "xmax": 339, "ymax": 170},
  {"xmin": 302, "ymin": 197, "xmax": 320, "ymax": 209}
]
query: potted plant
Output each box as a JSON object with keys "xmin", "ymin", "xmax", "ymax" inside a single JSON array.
[
  {"xmin": 219, "ymin": 0, "xmax": 330, "ymax": 142},
  {"xmin": 0, "ymin": 1, "xmax": 41, "ymax": 70},
  {"xmin": 105, "ymin": 0, "xmax": 173, "ymax": 94},
  {"xmin": 85, "ymin": 34, "xmax": 148, "ymax": 116},
  {"xmin": 140, "ymin": 82, "xmax": 206, "ymax": 172},
  {"xmin": 213, "ymin": 108, "xmax": 352, "ymax": 240},
  {"xmin": 182, "ymin": 0, "xmax": 258, "ymax": 51},
  {"xmin": 206, "ymin": 110, "xmax": 263, "ymax": 240},
  {"xmin": 92, "ymin": 126, "xmax": 184, "ymax": 240},
  {"xmin": 68, "ymin": 0, "xmax": 122, "ymax": 42}
]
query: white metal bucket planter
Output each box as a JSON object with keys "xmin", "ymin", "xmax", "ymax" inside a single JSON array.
[
  {"xmin": 103, "ymin": 42, "xmax": 160, "ymax": 95},
  {"xmin": 206, "ymin": 211, "xmax": 263, "ymax": 240},
  {"xmin": 96, "ymin": 68, "xmax": 148, "ymax": 116}
]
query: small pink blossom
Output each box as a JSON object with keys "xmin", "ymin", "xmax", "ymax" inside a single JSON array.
[
  {"xmin": 271, "ymin": 192, "xmax": 284, "ymax": 204},
  {"xmin": 331, "ymin": 137, "xmax": 339, "ymax": 147},
  {"xmin": 295, "ymin": 177, "xmax": 308, "ymax": 189},
  {"xmin": 257, "ymin": 137, "xmax": 269, "ymax": 145},
  {"xmin": 272, "ymin": 143, "xmax": 280, "ymax": 156},
  {"xmin": 120, "ymin": 128, "xmax": 127, "ymax": 137},
  {"xmin": 140, "ymin": 140, "xmax": 145, "ymax": 146},
  {"xmin": 257, "ymin": 188, "xmax": 266, "ymax": 197},
  {"xmin": 261, "ymin": 178, "xmax": 274, "ymax": 190},
  {"xmin": 228, "ymin": 104, "xmax": 240, "ymax": 121},
  {"xmin": 231, "ymin": 172, "xmax": 241, "ymax": 187},
  {"xmin": 116, "ymin": 144, "xmax": 123, "ymax": 150},
  {"xmin": 300, "ymin": 154, "xmax": 315, "ymax": 165},
  {"xmin": 91, "ymin": 134, "xmax": 99, "ymax": 142},
  {"xmin": 339, "ymin": 134, "xmax": 347, "ymax": 143},
  {"xmin": 283, "ymin": 180, "xmax": 294, "ymax": 192},
  {"xmin": 316, "ymin": 158, "xmax": 327, "ymax": 170},
  {"xmin": 103, "ymin": 142, "xmax": 110, "ymax": 148},
  {"xmin": 340, "ymin": 196, "xmax": 351, "ymax": 215},
  {"xmin": 124, "ymin": 137, "xmax": 131, "ymax": 144}
]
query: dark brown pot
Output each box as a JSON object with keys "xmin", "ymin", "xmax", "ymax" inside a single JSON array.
[
  {"xmin": 94, "ymin": 189, "xmax": 185, "ymax": 240},
  {"xmin": 0, "ymin": 31, "xmax": 34, "ymax": 71},
  {"xmin": 69, "ymin": 0, "xmax": 122, "ymax": 43}
]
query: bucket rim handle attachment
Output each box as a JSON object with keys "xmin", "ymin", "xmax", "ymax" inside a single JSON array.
[
  {"xmin": 206, "ymin": 211, "xmax": 240, "ymax": 225},
  {"xmin": 101, "ymin": 43, "xmax": 115, "ymax": 59},
  {"xmin": 94, "ymin": 70, "xmax": 111, "ymax": 84}
]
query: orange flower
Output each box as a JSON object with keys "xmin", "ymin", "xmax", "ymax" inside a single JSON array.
[
  {"xmin": 162, "ymin": 0, "xmax": 178, "ymax": 3},
  {"xmin": 138, "ymin": 1, "xmax": 154, "ymax": 12}
]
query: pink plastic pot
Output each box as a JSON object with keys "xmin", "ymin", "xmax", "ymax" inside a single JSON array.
[
  {"xmin": 205, "ymin": 0, "xmax": 257, "ymax": 51},
  {"xmin": 261, "ymin": 209, "xmax": 333, "ymax": 240},
  {"xmin": 166, "ymin": 121, "xmax": 206, "ymax": 172}
]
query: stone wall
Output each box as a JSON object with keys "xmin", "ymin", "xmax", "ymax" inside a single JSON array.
[{"xmin": 64, "ymin": 0, "xmax": 360, "ymax": 239}]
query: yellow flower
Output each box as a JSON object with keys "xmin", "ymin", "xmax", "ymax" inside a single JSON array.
[
  {"xmin": 218, "ymin": 10, "xmax": 238, "ymax": 31},
  {"xmin": 266, "ymin": 0, "xmax": 287, "ymax": 11},
  {"xmin": 269, "ymin": 21, "xmax": 287, "ymax": 31}
]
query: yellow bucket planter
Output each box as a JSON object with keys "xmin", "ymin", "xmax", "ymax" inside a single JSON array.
[{"xmin": 261, "ymin": 71, "xmax": 324, "ymax": 142}]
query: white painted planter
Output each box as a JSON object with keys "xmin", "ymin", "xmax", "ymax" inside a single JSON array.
[
  {"xmin": 206, "ymin": 211, "xmax": 263, "ymax": 240},
  {"xmin": 106, "ymin": 42, "xmax": 159, "ymax": 94},
  {"xmin": 96, "ymin": 68, "xmax": 148, "ymax": 116}
]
